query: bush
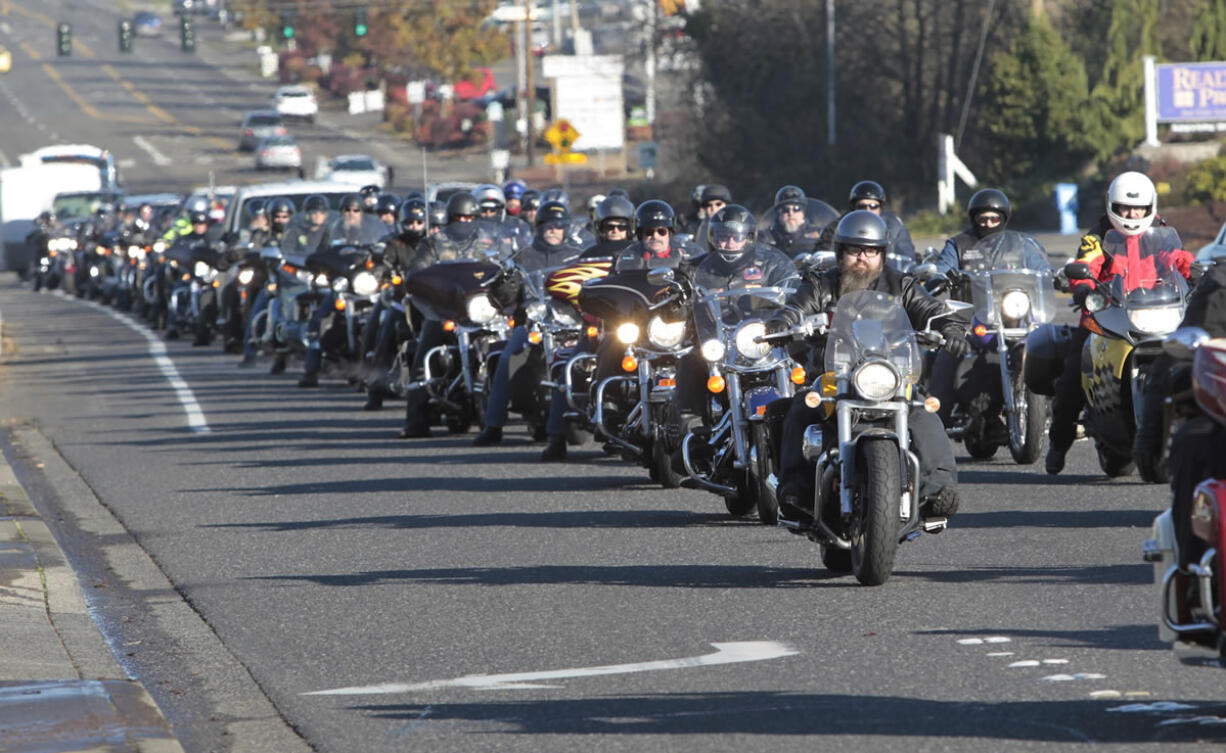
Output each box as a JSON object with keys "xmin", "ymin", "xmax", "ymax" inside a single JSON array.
[
  {"xmin": 1184, "ymin": 155, "xmax": 1226, "ymax": 205},
  {"xmin": 905, "ymin": 210, "xmax": 964, "ymax": 237}
]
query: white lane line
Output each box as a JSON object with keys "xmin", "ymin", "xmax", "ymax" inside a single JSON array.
[
  {"xmin": 1108, "ymin": 702, "xmax": 1197, "ymax": 713},
  {"xmin": 1007, "ymin": 660, "xmax": 1040, "ymax": 668},
  {"xmin": 986, "ymin": 651, "xmax": 1014, "ymax": 657},
  {"xmin": 957, "ymin": 636, "xmax": 1012, "ymax": 645},
  {"xmin": 1042, "ymin": 673, "xmax": 1106, "ymax": 682},
  {"xmin": 132, "ymin": 135, "xmax": 172, "ymax": 167},
  {"xmin": 304, "ymin": 641, "xmax": 799, "ymax": 696},
  {"xmin": 79, "ymin": 300, "xmax": 211, "ymax": 433}
]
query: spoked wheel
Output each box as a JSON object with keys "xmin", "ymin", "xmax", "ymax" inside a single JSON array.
[
  {"xmin": 1008, "ymin": 370, "xmax": 1049, "ymax": 465},
  {"xmin": 850, "ymin": 438, "xmax": 901, "ymax": 586},
  {"xmin": 752, "ymin": 423, "xmax": 778, "ymax": 525}
]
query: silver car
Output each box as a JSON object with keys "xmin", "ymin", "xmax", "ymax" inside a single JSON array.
[
  {"xmin": 254, "ymin": 136, "xmax": 302, "ymax": 171},
  {"xmin": 238, "ymin": 110, "xmax": 287, "ymax": 152}
]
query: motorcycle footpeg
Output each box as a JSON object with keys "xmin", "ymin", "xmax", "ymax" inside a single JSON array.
[{"xmin": 921, "ymin": 517, "xmax": 948, "ymax": 534}]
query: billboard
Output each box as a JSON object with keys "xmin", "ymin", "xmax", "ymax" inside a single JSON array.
[{"xmin": 1156, "ymin": 61, "xmax": 1226, "ymax": 122}]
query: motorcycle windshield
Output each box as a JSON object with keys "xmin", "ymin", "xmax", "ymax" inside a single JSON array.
[
  {"xmin": 327, "ymin": 214, "xmax": 386, "ymax": 248},
  {"xmin": 964, "ymin": 231, "xmax": 1055, "ymax": 326},
  {"xmin": 824, "ymin": 290, "xmax": 921, "ymax": 385},
  {"xmin": 1100, "ymin": 226, "xmax": 1183, "ymax": 295},
  {"xmin": 1111, "ymin": 263, "xmax": 1188, "ymax": 310},
  {"xmin": 280, "ymin": 214, "xmax": 336, "ymax": 260}
]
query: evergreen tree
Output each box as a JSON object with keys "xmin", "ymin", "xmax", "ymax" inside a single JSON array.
[
  {"xmin": 1191, "ymin": 0, "xmax": 1226, "ymax": 61},
  {"xmin": 1087, "ymin": 0, "xmax": 1159, "ymax": 160}
]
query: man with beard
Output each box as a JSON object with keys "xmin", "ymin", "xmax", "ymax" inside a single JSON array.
[{"xmin": 771, "ymin": 210, "xmax": 966, "ymax": 519}]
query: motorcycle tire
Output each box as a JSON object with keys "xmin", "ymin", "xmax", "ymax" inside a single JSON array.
[
  {"xmin": 1009, "ymin": 375, "xmax": 1049, "ymax": 465},
  {"xmin": 851, "ymin": 437, "xmax": 901, "ymax": 586},
  {"xmin": 724, "ymin": 472, "xmax": 757, "ymax": 517},
  {"xmin": 821, "ymin": 544, "xmax": 852, "ymax": 573},
  {"xmin": 962, "ymin": 428, "xmax": 999, "ymax": 460},
  {"xmin": 1096, "ymin": 444, "xmax": 1135, "ymax": 477},
  {"xmin": 753, "ymin": 423, "xmax": 779, "ymax": 525},
  {"xmin": 651, "ymin": 435, "xmax": 683, "ymax": 489}
]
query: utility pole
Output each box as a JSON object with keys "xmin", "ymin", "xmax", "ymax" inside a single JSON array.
[
  {"xmin": 524, "ymin": 0, "xmax": 536, "ymax": 167},
  {"xmin": 645, "ymin": 0, "xmax": 657, "ymax": 130},
  {"xmin": 552, "ymin": 0, "xmax": 562, "ymax": 49},
  {"xmin": 826, "ymin": 0, "xmax": 835, "ymax": 145},
  {"xmin": 517, "ymin": 0, "xmax": 529, "ymax": 160}
]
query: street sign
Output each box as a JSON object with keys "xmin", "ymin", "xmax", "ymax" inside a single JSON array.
[
  {"xmin": 544, "ymin": 119, "xmax": 580, "ymax": 151},
  {"xmin": 637, "ymin": 141, "xmax": 658, "ymax": 169},
  {"xmin": 544, "ymin": 152, "xmax": 588, "ymax": 165}
]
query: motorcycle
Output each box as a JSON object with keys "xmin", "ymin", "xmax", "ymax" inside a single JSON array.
[
  {"xmin": 405, "ymin": 255, "xmax": 514, "ymax": 434},
  {"xmin": 34, "ymin": 235, "xmax": 76, "ymax": 292},
  {"xmin": 577, "ymin": 267, "xmax": 688, "ymax": 486},
  {"xmin": 164, "ymin": 237, "xmax": 224, "ymax": 344},
  {"xmin": 945, "ymin": 230, "xmax": 1055, "ymax": 463},
  {"xmin": 1144, "ymin": 327, "xmax": 1226, "ymax": 661},
  {"xmin": 678, "ymin": 284, "xmax": 803, "ymax": 522},
  {"xmin": 786, "ymin": 290, "xmax": 972, "ymax": 585},
  {"xmin": 1066, "ymin": 244, "xmax": 1190, "ymax": 479}
]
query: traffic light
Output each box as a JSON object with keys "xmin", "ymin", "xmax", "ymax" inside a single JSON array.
[
  {"xmin": 118, "ymin": 19, "xmax": 133, "ymax": 53},
  {"xmin": 180, "ymin": 15, "xmax": 195, "ymax": 52},
  {"xmin": 56, "ymin": 22, "xmax": 71, "ymax": 57},
  {"xmin": 280, "ymin": 12, "xmax": 295, "ymax": 41},
  {"xmin": 354, "ymin": 7, "xmax": 368, "ymax": 37}
]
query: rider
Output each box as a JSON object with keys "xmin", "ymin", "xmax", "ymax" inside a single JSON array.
[
  {"xmin": 359, "ymin": 184, "xmax": 381, "ymax": 214},
  {"xmin": 164, "ymin": 210, "xmax": 212, "ymax": 341},
  {"xmin": 520, "ymin": 190, "xmax": 541, "ymax": 227},
  {"xmin": 473, "ymin": 200, "xmax": 585, "ymax": 446},
  {"xmin": 761, "ymin": 185, "xmax": 822, "ymax": 258},
  {"xmin": 678, "ymin": 184, "xmax": 707, "ymax": 236},
  {"xmin": 375, "ymin": 194, "xmax": 400, "ymax": 232},
  {"xmin": 578, "ymin": 195, "xmax": 636, "ymax": 259},
  {"xmin": 934, "ymin": 188, "xmax": 1012, "ymax": 275},
  {"xmin": 503, "ymin": 179, "xmax": 528, "ymax": 217},
  {"xmin": 816, "ymin": 181, "xmax": 917, "ymax": 266},
  {"xmin": 773, "ymin": 210, "xmax": 966, "ymax": 518},
  {"xmin": 1046, "ymin": 171, "xmax": 1194, "ymax": 474}
]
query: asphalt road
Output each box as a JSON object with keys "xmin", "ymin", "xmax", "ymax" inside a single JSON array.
[{"xmin": 2, "ymin": 4, "xmax": 1226, "ymax": 752}]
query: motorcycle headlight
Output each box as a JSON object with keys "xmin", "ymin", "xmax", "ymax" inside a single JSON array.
[
  {"xmin": 194, "ymin": 261, "xmax": 212, "ymax": 279},
  {"xmin": 1084, "ymin": 292, "xmax": 1107, "ymax": 313},
  {"xmin": 525, "ymin": 301, "xmax": 548, "ymax": 322},
  {"xmin": 647, "ymin": 316, "xmax": 685, "ymax": 349},
  {"xmin": 999, "ymin": 289, "xmax": 1031, "ymax": 321},
  {"xmin": 616, "ymin": 322, "xmax": 640, "ymax": 344},
  {"xmin": 700, "ymin": 338, "xmax": 725, "ymax": 362},
  {"xmin": 734, "ymin": 320, "xmax": 771, "ymax": 361},
  {"xmin": 332, "ymin": 277, "xmax": 350, "ymax": 293},
  {"xmin": 127, "ymin": 245, "xmax": 142, "ymax": 258},
  {"xmin": 352, "ymin": 271, "xmax": 379, "ymax": 297},
  {"xmin": 1128, "ymin": 306, "xmax": 1183, "ymax": 335},
  {"xmin": 152, "ymin": 241, "xmax": 166, "ymax": 254},
  {"xmin": 852, "ymin": 360, "xmax": 901, "ymax": 401},
  {"xmin": 89, "ymin": 266, "xmax": 100, "ymax": 278},
  {"xmin": 466, "ymin": 294, "xmax": 498, "ymax": 324},
  {"xmin": 314, "ymin": 273, "xmax": 329, "ymax": 287}
]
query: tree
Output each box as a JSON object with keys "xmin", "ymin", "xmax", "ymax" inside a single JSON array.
[
  {"xmin": 1086, "ymin": 0, "xmax": 1159, "ymax": 160},
  {"xmin": 975, "ymin": 10, "xmax": 1095, "ymax": 186},
  {"xmin": 1191, "ymin": 0, "xmax": 1226, "ymax": 61},
  {"xmin": 364, "ymin": 1, "xmax": 509, "ymax": 82}
]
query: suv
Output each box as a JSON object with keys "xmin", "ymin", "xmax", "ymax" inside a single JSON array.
[
  {"xmin": 238, "ymin": 110, "xmax": 287, "ymax": 152},
  {"xmin": 272, "ymin": 85, "xmax": 318, "ymax": 123}
]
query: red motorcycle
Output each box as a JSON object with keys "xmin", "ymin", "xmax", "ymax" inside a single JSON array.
[{"xmin": 1145, "ymin": 329, "xmax": 1226, "ymax": 660}]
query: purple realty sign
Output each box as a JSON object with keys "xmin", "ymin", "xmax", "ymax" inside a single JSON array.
[{"xmin": 1156, "ymin": 61, "xmax": 1226, "ymax": 122}]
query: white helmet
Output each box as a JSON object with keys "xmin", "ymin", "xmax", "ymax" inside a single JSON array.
[
  {"xmin": 1106, "ymin": 171, "xmax": 1157, "ymax": 236},
  {"xmin": 586, "ymin": 193, "xmax": 606, "ymax": 219}
]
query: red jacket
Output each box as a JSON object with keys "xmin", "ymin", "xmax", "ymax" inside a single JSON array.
[{"xmin": 1072, "ymin": 227, "xmax": 1192, "ymax": 327}]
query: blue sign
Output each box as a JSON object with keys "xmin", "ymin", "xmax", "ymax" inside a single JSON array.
[
  {"xmin": 1156, "ymin": 62, "xmax": 1226, "ymax": 122},
  {"xmin": 1054, "ymin": 183, "xmax": 1078, "ymax": 236}
]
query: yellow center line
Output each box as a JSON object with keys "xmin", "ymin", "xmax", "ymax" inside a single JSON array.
[
  {"xmin": 17, "ymin": 39, "xmax": 42, "ymax": 62},
  {"xmin": 3, "ymin": 1, "xmax": 95, "ymax": 58}
]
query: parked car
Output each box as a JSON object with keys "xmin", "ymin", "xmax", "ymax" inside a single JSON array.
[
  {"xmin": 272, "ymin": 85, "xmax": 318, "ymax": 123},
  {"xmin": 132, "ymin": 11, "xmax": 162, "ymax": 36},
  {"xmin": 254, "ymin": 136, "xmax": 302, "ymax": 171},
  {"xmin": 315, "ymin": 154, "xmax": 388, "ymax": 188},
  {"xmin": 238, "ymin": 111, "xmax": 287, "ymax": 152}
]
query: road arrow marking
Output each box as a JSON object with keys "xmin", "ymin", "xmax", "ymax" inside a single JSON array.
[{"xmin": 304, "ymin": 641, "xmax": 798, "ymax": 696}]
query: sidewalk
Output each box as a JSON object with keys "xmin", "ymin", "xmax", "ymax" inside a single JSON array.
[{"xmin": 0, "ymin": 456, "xmax": 184, "ymax": 752}]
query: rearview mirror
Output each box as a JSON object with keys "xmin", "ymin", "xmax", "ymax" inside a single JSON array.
[
  {"xmin": 924, "ymin": 300, "xmax": 974, "ymax": 331},
  {"xmin": 646, "ymin": 267, "xmax": 675, "ymax": 287},
  {"xmin": 1064, "ymin": 261, "xmax": 1091, "ymax": 281},
  {"xmin": 1163, "ymin": 327, "xmax": 1210, "ymax": 360}
]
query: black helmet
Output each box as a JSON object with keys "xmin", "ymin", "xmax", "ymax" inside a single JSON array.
[
  {"xmin": 607, "ymin": 187, "xmax": 630, "ymax": 200},
  {"xmin": 833, "ymin": 210, "xmax": 889, "ymax": 254},
  {"xmin": 595, "ymin": 194, "xmax": 635, "ymax": 236},
  {"xmin": 267, "ymin": 197, "xmax": 295, "ymax": 219},
  {"xmin": 428, "ymin": 200, "xmax": 448, "ymax": 227},
  {"xmin": 700, "ymin": 184, "xmax": 732, "ymax": 205},
  {"xmin": 339, "ymin": 193, "xmax": 364, "ymax": 212},
  {"xmin": 634, "ymin": 200, "xmax": 674, "ymax": 233},
  {"xmin": 848, "ymin": 180, "xmax": 886, "ymax": 208},
  {"xmin": 360, "ymin": 184, "xmax": 381, "ymax": 199},
  {"xmin": 707, "ymin": 204, "xmax": 756, "ymax": 259},
  {"xmin": 446, "ymin": 191, "xmax": 479, "ymax": 220},
  {"xmin": 303, "ymin": 194, "xmax": 330, "ymax": 214},
  {"xmin": 774, "ymin": 185, "xmax": 806, "ymax": 210},
  {"xmin": 247, "ymin": 198, "xmax": 267, "ymax": 218},
  {"xmin": 189, "ymin": 210, "xmax": 210, "ymax": 225},
  {"xmin": 536, "ymin": 200, "xmax": 570, "ymax": 228},
  {"xmin": 521, "ymin": 190, "xmax": 541, "ymax": 212},
  {"xmin": 690, "ymin": 184, "xmax": 707, "ymax": 209},
  {"xmin": 400, "ymin": 198, "xmax": 427, "ymax": 225},
  {"xmin": 540, "ymin": 188, "xmax": 569, "ymax": 208},
  {"xmin": 967, "ymin": 188, "xmax": 1011, "ymax": 223},
  {"xmin": 375, "ymin": 193, "xmax": 400, "ymax": 216}
]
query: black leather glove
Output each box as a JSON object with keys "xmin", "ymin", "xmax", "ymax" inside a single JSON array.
[
  {"xmin": 941, "ymin": 324, "xmax": 970, "ymax": 359},
  {"xmin": 1071, "ymin": 285, "xmax": 1091, "ymax": 307},
  {"xmin": 765, "ymin": 317, "xmax": 789, "ymax": 336}
]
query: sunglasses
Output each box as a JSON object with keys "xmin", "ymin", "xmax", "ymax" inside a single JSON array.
[
  {"xmin": 976, "ymin": 213, "xmax": 1003, "ymax": 224},
  {"xmin": 780, "ymin": 205, "xmax": 804, "ymax": 214},
  {"xmin": 603, "ymin": 222, "xmax": 629, "ymax": 231},
  {"xmin": 856, "ymin": 202, "xmax": 881, "ymax": 210},
  {"xmin": 405, "ymin": 219, "xmax": 425, "ymax": 226},
  {"xmin": 343, "ymin": 208, "xmax": 362, "ymax": 213},
  {"xmin": 843, "ymin": 246, "xmax": 883, "ymax": 258},
  {"xmin": 639, "ymin": 227, "xmax": 670, "ymax": 238},
  {"xmin": 703, "ymin": 200, "xmax": 726, "ymax": 209},
  {"xmin": 272, "ymin": 213, "xmax": 291, "ymax": 219}
]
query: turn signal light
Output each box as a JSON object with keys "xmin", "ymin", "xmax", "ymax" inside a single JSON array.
[
  {"xmin": 391, "ymin": 274, "xmax": 403, "ymax": 285},
  {"xmin": 212, "ymin": 280, "xmax": 220, "ymax": 288},
  {"xmin": 707, "ymin": 375, "xmax": 726, "ymax": 393},
  {"xmin": 658, "ymin": 377, "xmax": 676, "ymax": 387},
  {"xmin": 622, "ymin": 355, "xmax": 638, "ymax": 372},
  {"xmin": 586, "ymin": 326, "xmax": 599, "ymax": 338},
  {"xmin": 973, "ymin": 324, "xmax": 987, "ymax": 337},
  {"xmin": 181, "ymin": 273, "xmax": 190, "ymax": 282},
  {"xmin": 756, "ymin": 405, "xmax": 767, "ymax": 416},
  {"xmin": 790, "ymin": 367, "xmax": 806, "ymax": 385},
  {"xmin": 334, "ymin": 298, "xmax": 346, "ymax": 311},
  {"xmin": 443, "ymin": 320, "xmax": 456, "ymax": 332},
  {"xmin": 528, "ymin": 331, "xmax": 543, "ymax": 344},
  {"xmin": 365, "ymin": 259, "xmax": 374, "ymax": 269},
  {"xmin": 924, "ymin": 396, "xmax": 941, "ymax": 413}
]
